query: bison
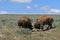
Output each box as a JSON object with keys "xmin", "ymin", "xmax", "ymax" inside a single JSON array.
[
  {"xmin": 18, "ymin": 16, "xmax": 33, "ymax": 30},
  {"xmin": 34, "ymin": 15, "xmax": 54, "ymax": 31}
]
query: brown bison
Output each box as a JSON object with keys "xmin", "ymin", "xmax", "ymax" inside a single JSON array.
[
  {"xmin": 34, "ymin": 15, "xmax": 54, "ymax": 31},
  {"xmin": 18, "ymin": 16, "xmax": 33, "ymax": 30}
]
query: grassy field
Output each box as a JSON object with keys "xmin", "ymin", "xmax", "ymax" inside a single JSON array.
[{"xmin": 0, "ymin": 14, "xmax": 60, "ymax": 40}]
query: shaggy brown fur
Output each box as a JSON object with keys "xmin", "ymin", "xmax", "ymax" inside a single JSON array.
[
  {"xmin": 18, "ymin": 16, "xmax": 33, "ymax": 30},
  {"xmin": 34, "ymin": 15, "xmax": 54, "ymax": 31}
]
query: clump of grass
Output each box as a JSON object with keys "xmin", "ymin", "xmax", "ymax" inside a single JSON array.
[
  {"xmin": 16, "ymin": 28, "xmax": 32, "ymax": 35},
  {"xmin": 1, "ymin": 19, "xmax": 7, "ymax": 22}
]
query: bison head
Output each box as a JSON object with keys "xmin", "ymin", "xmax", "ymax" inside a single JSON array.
[{"xmin": 34, "ymin": 23, "xmax": 40, "ymax": 29}]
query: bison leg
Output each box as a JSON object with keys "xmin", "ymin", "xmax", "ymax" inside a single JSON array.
[
  {"xmin": 27, "ymin": 22, "xmax": 33, "ymax": 30},
  {"xmin": 40, "ymin": 24, "xmax": 44, "ymax": 31},
  {"xmin": 40, "ymin": 26, "xmax": 44, "ymax": 31},
  {"xmin": 18, "ymin": 22, "xmax": 23, "ymax": 28},
  {"xmin": 47, "ymin": 23, "xmax": 52, "ymax": 30},
  {"xmin": 49, "ymin": 24, "xmax": 53, "ymax": 29}
]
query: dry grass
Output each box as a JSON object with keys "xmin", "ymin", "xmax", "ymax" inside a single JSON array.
[{"xmin": 0, "ymin": 14, "xmax": 60, "ymax": 40}]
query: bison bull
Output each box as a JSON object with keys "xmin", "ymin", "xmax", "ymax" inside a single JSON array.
[
  {"xmin": 34, "ymin": 15, "xmax": 54, "ymax": 31},
  {"xmin": 18, "ymin": 16, "xmax": 33, "ymax": 30}
]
